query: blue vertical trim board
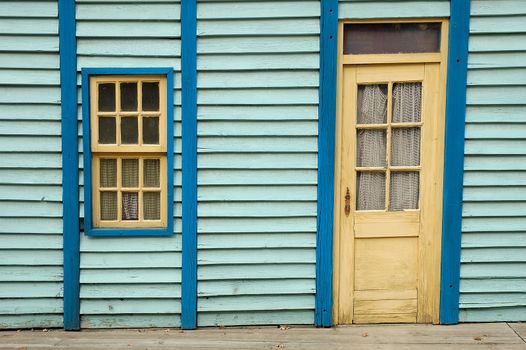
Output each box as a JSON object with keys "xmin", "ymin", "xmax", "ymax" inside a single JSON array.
[
  {"xmin": 440, "ymin": 0, "xmax": 471, "ymax": 325},
  {"xmin": 180, "ymin": 0, "xmax": 198, "ymax": 330},
  {"xmin": 59, "ymin": 0, "xmax": 80, "ymax": 331},
  {"xmin": 81, "ymin": 68, "xmax": 175, "ymax": 237},
  {"xmin": 315, "ymin": 0, "xmax": 338, "ymax": 328}
]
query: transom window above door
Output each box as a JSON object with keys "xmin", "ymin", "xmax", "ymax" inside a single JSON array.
[
  {"xmin": 343, "ymin": 22, "xmax": 442, "ymax": 55},
  {"xmin": 355, "ymin": 81, "xmax": 423, "ymax": 211}
]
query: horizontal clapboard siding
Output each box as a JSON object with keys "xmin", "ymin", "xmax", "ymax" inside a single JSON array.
[
  {"xmin": 76, "ymin": 0, "xmax": 182, "ymax": 328},
  {"xmin": 196, "ymin": 0, "xmax": 319, "ymax": 326},
  {"xmin": 0, "ymin": 0, "xmax": 63, "ymax": 329},
  {"xmin": 460, "ymin": 0, "xmax": 526, "ymax": 322},
  {"xmin": 338, "ymin": 0, "xmax": 450, "ymax": 19}
]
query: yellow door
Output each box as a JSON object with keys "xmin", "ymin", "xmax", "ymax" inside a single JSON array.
[{"xmin": 335, "ymin": 63, "xmax": 445, "ymax": 324}]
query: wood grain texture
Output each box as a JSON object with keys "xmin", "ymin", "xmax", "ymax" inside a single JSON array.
[{"xmin": 1, "ymin": 323, "xmax": 524, "ymax": 348}]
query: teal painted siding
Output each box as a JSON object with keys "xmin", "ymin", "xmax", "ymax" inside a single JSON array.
[
  {"xmin": 76, "ymin": 0, "xmax": 182, "ymax": 328},
  {"xmin": 2, "ymin": 0, "xmax": 524, "ymax": 328},
  {"xmin": 460, "ymin": 0, "xmax": 526, "ymax": 322},
  {"xmin": 196, "ymin": 0, "xmax": 320, "ymax": 326},
  {"xmin": 0, "ymin": 0, "xmax": 63, "ymax": 329},
  {"xmin": 338, "ymin": 0, "xmax": 450, "ymax": 19}
]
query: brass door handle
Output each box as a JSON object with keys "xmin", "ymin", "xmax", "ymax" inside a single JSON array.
[{"xmin": 344, "ymin": 187, "xmax": 351, "ymax": 217}]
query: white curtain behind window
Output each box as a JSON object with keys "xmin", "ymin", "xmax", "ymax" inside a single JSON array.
[
  {"xmin": 356, "ymin": 84, "xmax": 387, "ymax": 210},
  {"xmin": 390, "ymin": 83, "xmax": 421, "ymax": 210}
]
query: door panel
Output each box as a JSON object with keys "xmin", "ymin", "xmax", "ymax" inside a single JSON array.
[{"xmin": 336, "ymin": 63, "xmax": 444, "ymax": 324}]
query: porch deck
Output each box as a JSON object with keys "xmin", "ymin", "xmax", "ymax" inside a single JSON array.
[{"xmin": 1, "ymin": 323, "xmax": 525, "ymax": 349}]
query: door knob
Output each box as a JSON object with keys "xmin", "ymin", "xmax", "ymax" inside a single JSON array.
[{"xmin": 344, "ymin": 187, "xmax": 351, "ymax": 217}]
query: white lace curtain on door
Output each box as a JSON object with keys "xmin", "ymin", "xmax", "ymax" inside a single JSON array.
[
  {"xmin": 356, "ymin": 84, "xmax": 387, "ymax": 210},
  {"xmin": 356, "ymin": 83, "xmax": 421, "ymax": 211},
  {"xmin": 391, "ymin": 82, "xmax": 421, "ymax": 210}
]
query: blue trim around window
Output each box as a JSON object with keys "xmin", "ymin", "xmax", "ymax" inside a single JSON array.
[
  {"xmin": 81, "ymin": 67, "xmax": 175, "ymax": 237},
  {"xmin": 315, "ymin": 0, "xmax": 338, "ymax": 328},
  {"xmin": 440, "ymin": 0, "xmax": 471, "ymax": 325},
  {"xmin": 180, "ymin": 0, "xmax": 198, "ymax": 330},
  {"xmin": 59, "ymin": 0, "xmax": 80, "ymax": 331}
]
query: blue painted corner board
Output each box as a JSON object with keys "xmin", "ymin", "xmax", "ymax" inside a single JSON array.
[
  {"xmin": 59, "ymin": 0, "xmax": 80, "ymax": 331},
  {"xmin": 180, "ymin": 0, "xmax": 198, "ymax": 330},
  {"xmin": 315, "ymin": 0, "xmax": 338, "ymax": 327},
  {"xmin": 439, "ymin": 0, "xmax": 470, "ymax": 325}
]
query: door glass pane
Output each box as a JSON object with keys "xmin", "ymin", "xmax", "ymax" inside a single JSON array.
[
  {"xmin": 98, "ymin": 117, "xmax": 116, "ymax": 144},
  {"xmin": 143, "ymin": 117, "xmax": 159, "ymax": 144},
  {"xmin": 391, "ymin": 128, "xmax": 420, "ymax": 166},
  {"xmin": 100, "ymin": 191, "xmax": 117, "ymax": 220},
  {"xmin": 356, "ymin": 172, "xmax": 385, "ymax": 210},
  {"xmin": 144, "ymin": 159, "xmax": 160, "ymax": 188},
  {"xmin": 121, "ymin": 82, "xmax": 138, "ymax": 111},
  {"xmin": 357, "ymin": 84, "xmax": 387, "ymax": 124},
  {"xmin": 121, "ymin": 117, "xmax": 138, "ymax": 144},
  {"xmin": 392, "ymin": 82, "xmax": 422, "ymax": 123},
  {"xmin": 122, "ymin": 159, "xmax": 139, "ymax": 188},
  {"xmin": 143, "ymin": 192, "xmax": 160, "ymax": 220},
  {"xmin": 390, "ymin": 172, "xmax": 420, "ymax": 210},
  {"xmin": 122, "ymin": 192, "xmax": 139, "ymax": 220},
  {"xmin": 142, "ymin": 82, "xmax": 160, "ymax": 111},
  {"xmin": 357, "ymin": 129, "xmax": 386, "ymax": 167},
  {"xmin": 98, "ymin": 83, "xmax": 115, "ymax": 112},
  {"xmin": 100, "ymin": 158, "xmax": 117, "ymax": 188},
  {"xmin": 344, "ymin": 22, "xmax": 441, "ymax": 54}
]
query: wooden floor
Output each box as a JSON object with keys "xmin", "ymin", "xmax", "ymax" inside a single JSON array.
[{"xmin": 1, "ymin": 323, "xmax": 525, "ymax": 350}]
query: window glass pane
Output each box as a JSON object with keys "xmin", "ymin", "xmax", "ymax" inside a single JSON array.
[
  {"xmin": 344, "ymin": 22, "xmax": 441, "ymax": 54},
  {"xmin": 143, "ymin": 117, "xmax": 159, "ymax": 144},
  {"xmin": 121, "ymin": 117, "xmax": 138, "ymax": 144},
  {"xmin": 122, "ymin": 159, "xmax": 139, "ymax": 188},
  {"xmin": 121, "ymin": 82, "xmax": 138, "ymax": 111},
  {"xmin": 390, "ymin": 172, "xmax": 420, "ymax": 210},
  {"xmin": 98, "ymin": 83, "xmax": 115, "ymax": 112},
  {"xmin": 357, "ymin": 84, "xmax": 387, "ymax": 124},
  {"xmin": 142, "ymin": 82, "xmax": 160, "ymax": 111},
  {"xmin": 100, "ymin": 191, "xmax": 117, "ymax": 220},
  {"xmin": 122, "ymin": 192, "xmax": 139, "ymax": 220},
  {"xmin": 143, "ymin": 192, "xmax": 160, "ymax": 220},
  {"xmin": 356, "ymin": 172, "xmax": 385, "ymax": 210},
  {"xmin": 100, "ymin": 158, "xmax": 117, "ymax": 188},
  {"xmin": 391, "ymin": 128, "xmax": 420, "ymax": 166},
  {"xmin": 393, "ymin": 82, "xmax": 422, "ymax": 123},
  {"xmin": 357, "ymin": 129, "xmax": 386, "ymax": 167},
  {"xmin": 98, "ymin": 117, "xmax": 116, "ymax": 144},
  {"xmin": 144, "ymin": 159, "xmax": 160, "ymax": 188}
]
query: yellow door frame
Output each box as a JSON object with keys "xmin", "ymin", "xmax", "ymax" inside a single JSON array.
[{"xmin": 333, "ymin": 18, "xmax": 449, "ymax": 325}]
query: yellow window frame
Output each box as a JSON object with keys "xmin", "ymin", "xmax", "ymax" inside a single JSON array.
[{"xmin": 89, "ymin": 75, "xmax": 168, "ymax": 228}]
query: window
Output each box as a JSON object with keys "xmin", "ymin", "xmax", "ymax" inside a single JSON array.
[
  {"xmin": 82, "ymin": 69, "xmax": 174, "ymax": 236},
  {"xmin": 355, "ymin": 82, "xmax": 422, "ymax": 211},
  {"xmin": 343, "ymin": 22, "xmax": 441, "ymax": 55}
]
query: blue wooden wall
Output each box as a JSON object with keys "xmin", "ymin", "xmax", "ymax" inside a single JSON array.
[
  {"xmin": 459, "ymin": 0, "xmax": 526, "ymax": 322},
  {"xmin": 75, "ymin": 0, "xmax": 183, "ymax": 328},
  {"xmin": 195, "ymin": 0, "xmax": 321, "ymax": 326},
  {"xmin": 1, "ymin": 0, "xmax": 525, "ymax": 329},
  {"xmin": 0, "ymin": 0, "xmax": 64, "ymax": 328},
  {"xmin": 339, "ymin": 0, "xmax": 450, "ymax": 19}
]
